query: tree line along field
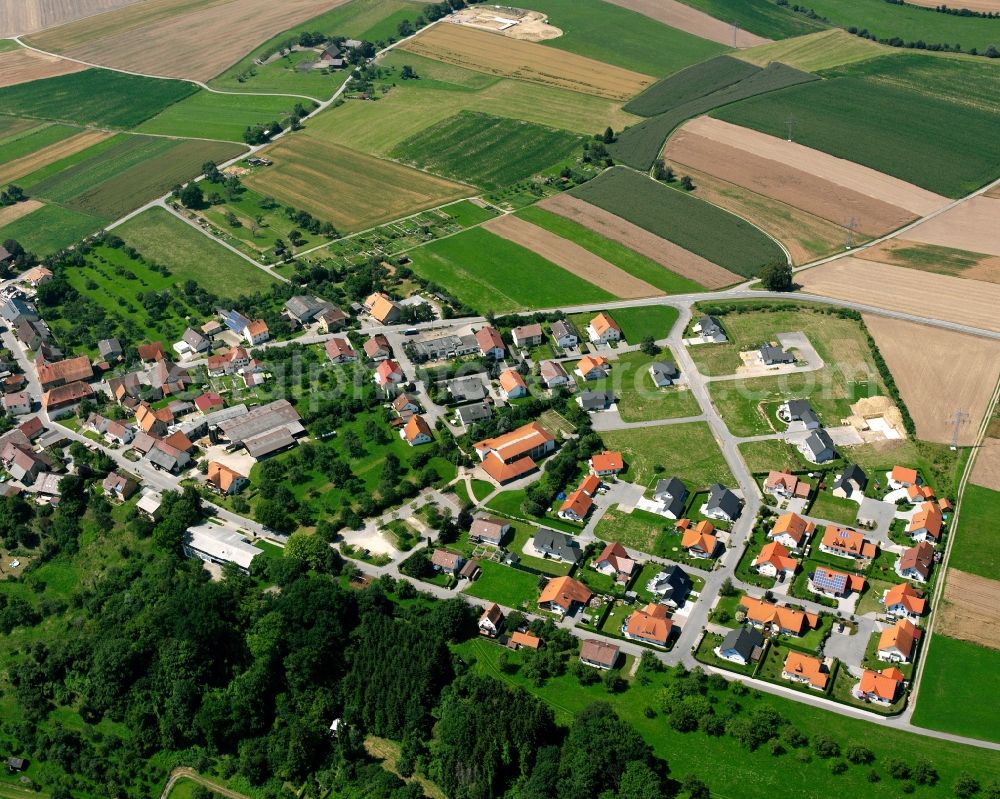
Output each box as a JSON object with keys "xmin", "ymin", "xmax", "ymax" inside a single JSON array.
[
  {"xmin": 713, "ymin": 54, "xmax": 1000, "ymax": 198},
  {"xmin": 570, "ymin": 167, "xmax": 785, "ymax": 277},
  {"xmin": 610, "ymin": 60, "xmax": 818, "ymax": 170},
  {"xmin": 389, "ymin": 111, "xmax": 584, "ymax": 191},
  {"xmin": 405, "ymin": 226, "xmax": 614, "ymax": 314}
]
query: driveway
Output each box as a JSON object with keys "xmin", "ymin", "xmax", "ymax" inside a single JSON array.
[
  {"xmin": 823, "ymin": 616, "xmax": 876, "ymax": 675},
  {"xmin": 858, "ymin": 497, "xmax": 898, "ymax": 540}
]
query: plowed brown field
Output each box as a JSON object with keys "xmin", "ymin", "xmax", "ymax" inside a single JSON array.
[
  {"xmin": 399, "ymin": 23, "xmax": 653, "ymax": 101},
  {"xmin": 666, "ymin": 127, "xmax": 915, "ymax": 236},
  {"xmin": 482, "ymin": 214, "xmax": 659, "ymax": 298},
  {"xmin": 0, "ymin": 0, "xmax": 144, "ymax": 37},
  {"xmin": 601, "ymin": 0, "xmax": 770, "ymax": 47},
  {"xmin": 0, "ymin": 47, "xmax": 87, "ymax": 87},
  {"xmin": 27, "ymin": 0, "xmax": 344, "ymax": 82},
  {"xmin": 0, "ymin": 129, "xmax": 112, "ymax": 185},
  {"xmin": 938, "ymin": 570, "xmax": 1000, "ymax": 650},
  {"xmin": 863, "ymin": 314, "xmax": 1000, "ymax": 445},
  {"xmin": 539, "ymin": 193, "xmax": 742, "ymax": 288},
  {"xmin": 971, "ymin": 438, "xmax": 1000, "ymax": 491}
]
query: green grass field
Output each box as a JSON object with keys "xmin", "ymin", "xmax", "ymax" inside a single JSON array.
[
  {"xmin": 137, "ymin": 90, "xmax": 303, "ymax": 141},
  {"xmin": 571, "ymin": 168, "xmax": 785, "ymax": 277},
  {"xmin": 675, "ymin": 0, "xmax": 829, "ymax": 38},
  {"xmin": 114, "ymin": 207, "xmax": 277, "ymax": 298},
  {"xmin": 0, "ymin": 120, "xmax": 78, "ymax": 163},
  {"xmin": 390, "ymin": 111, "xmax": 582, "ymax": 190},
  {"xmin": 0, "ymin": 69, "xmax": 196, "ymax": 128},
  {"xmin": 912, "ymin": 634, "xmax": 1000, "ymax": 743},
  {"xmin": 515, "ymin": 206, "xmax": 704, "ymax": 294},
  {"xmin": 462, "ymin": 560, "xmax": 542, "ymax": 610},
  {"xmin": 809, "ymin": 491, "xmax": 859, "ymax": 526},
  {"xmin": 0, "ymin": 203, "xmax": 101, "ymax": 256},
  {"xmin": 519, "ymin": 0, "xmax": 727, "ymax": 76},
  {"xmin": 948, "ymin": 483, "xmax": 1000, "ymax": 580},
  {"xmin": 714, "ymin": 54, "xmax": 1000, "ymax": 197},
  {"xmin": 406, "ymin": 226, "xmax": 613, "ymax": 314},
  {"xmin": 740, "ymin": 439, "xmax": 812, "ymax": 474},
  {"xmin": 736, "ymin": 29, "xmax": 893, "ymax": 72},
  {"xmin": 609, "ymin": 306, "xmax": 682, "ymax": 342},
  {"xmin": 600, "ymin": 422, "xmax": 735, "ymax": 489}
]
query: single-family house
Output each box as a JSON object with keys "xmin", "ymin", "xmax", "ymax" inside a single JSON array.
[
  {"xmin": 478, "ymin": 603, "xmax": 504, "ymax": 637},
  {"xmin": 364, "ymin": 292, "xmax": 401, "ymax": 324},
  {"xmin": 98, "ymin": 338, "xmax": 123, "ymax": 362},
  {"xmin": 716, "ymin": 627, "xmax": 765, "ymax": 666},
  {"xmin": 22, "ymin": 265, "xmax": 53, "ymax": 286},
  {"xmin": 317, "ymin": 307, "xmax": 349, "ymax": 333},
  {"xmin": 878, "ymin": 618, "xmax": 921, "ymax": 663},
  {"xmin": 551, "ymin": 319, "xmax": 578, "ymax": 349},
  {"xmin": 798, "ymin": 428, "xmax": 836, "ymax": 464},
  {"xmin": 906, "ymin": 483, "xmax": 936, "ymax": 503},
  {"xmin": 645, "ymin": 565, "xmax": 691, "ymax": 607},
  {"xmin": 857, "ymin": 667, "xmax": 905, "ymax": 705},
  {"xmin": 577, "ymin": 390, "xmax": 614, "ymax": 411},
  {"xmin": 431, "ymin": 549, "xmax": 465, "ymax": 576},
  {"xmin": 183, "ymin": 524, "xmax": 262, "ymax": 574},
  {"xmin": 539, "ymin": 575, "xmax": 592, "ymax": 615},
  {"xmin": 475, "ymin": 326, "xmax": 505, "ymax": 360},
  {"xmin": 753, "ymin": 541, "xmax": 798, "ymax": 579},
  {"xmin": 782, "ymin": 651, "xmax": 829, "ymax": 690},
  {"xmin": 401, "ymin": 414, "xmax": 433, "ymax": 446},
  {"xmin": 137, "ymin": 342, "xmax": 165, "ymax": 363},
  {"xmin": 2, "ymin": 391, "xmax": 30, "ymax": 416},
  {"xmin": 511, "ymin": 323, "xmax": 544, "ymax": 348},
  {"xmin": 810, "ymin": 566, "xmax": 866, "ymax": 598},
  {"xmin": 448, "ymin": 376, "xmax": 488, "ymax": 403},
  {"xmin": 692, "ymin": 315, "xmax": 726, "ymax": 343},
  {"xmin": 195, "ymin": 392, "xmax": 225, "ymax": 414},
  {"xmin": 207, "ymin": 347, "xmax": 251, "ymax": 376},
  {"xmin": 102, "ymin": 472, "xmax": 138, "ymax": 501},
  {"xmin": 374, "ymin": 360, "xmax": 405, "ymax": 388},
  {"xmin": 201, "ymin": 320, "xmax": 224, "ymax": 338},
  {"xmin": 587, "ymin": 312, "xmax": 622, "ymax": 344},
  {"xmin": 324, "ymin": 337, "xmax": 357, "ymax": 364},
  {"xmin": 769, "ymin": 512, "xmax": 814, "ymax": 550},
  {"xmin": 469, "ymin": 516, "xmax": 509, "ymax": 546},
  {"xmin": 681, "ymin": 520, "xmax": 717, "ymax": 559},
  {"xmin": 18, "ymin": 417, "xmax": 43, "ymax": 442},
  {"xmin": 363, "ymin": 334, "xmax": 392, "ymax": 361},
  {"xmin": 391, "ymin": 393, "xmax": 420, "ymax": 417},
  {"xmin": 284, "ymin": 295, "xmax": 332, "ymax": 325},
  {"xmin": 819, "ymin": 526, "xmax": 877, "ymax": 560},
  {"xmin": 889, "ymin": 465, "xmax": 919, "ymax": 489},
  {"xmin": 779, "ymin": 398, "xmax": 820, "ymax": 429},
  {"xmin": 702, "ymin": 484, "xmax": 741, "ymax": 522},
  {"xmin": 575, "ymin": 355, "xmax": 609, "ymax": 381},
  {"xmin": 589, "ymin": 450, "xmax": 624, "ymax": 477},
  {"xmin": 244, "ymin": 320, "xmax": 270, "ymax": 346},
  {"xmin": 764, "ymin": 471, "xmax": 809, "ymax": 500},
  {"xmin": 578, "ymin": 639, "xmax": 619, "ymax": 670},
  {"xmin": 136, "ymin": 489, "xmax": 163, "ymax": 520},
  {"xmin": 896, "ymin": 541, "xmax": 934, "ymax": 583},
  {"xmin": 593, "ymin": 541, "xmax": 637, "ymax": 584},
  {"xmin": 499, "ymin": 368, "xmax": 528, "ymax": 399},
  {"xmin": 908, "ymin": 501, "xmax": 943, "ymax": 544},
  {"xmin": 539, "ymin": 359, "xmax": 570, "ymax": 388},
  {"xmin": 882, "ymin": 583, "xmax": 926, "ymax": 621},
  {"xmin": 475, "ymin": 421, "xmax": 555, "ymax": 484},
  {"xmin": 648, "ymin": 361, "xmax": 680, "ymax": 387},
  {"xmin": 740, "ymin": 596, "xmax": 819, "ymax": 636},
  {"xmin": 508, "ymin": 631, "xmax": 542, "ymax": 650},
  {"xmin": 532, "ymin": 528, "xmax": 581, "ymax": 564},
  {"xmin": 652, "ymin": 476, "xmax": 687, "ymax": 519},
  {"xmin": 558, "ymin": 487, "xmax": 593, "ymax": 522},
  {"xmin": 759, "ymin": 343, "xmax": 795, "ymax": 366},
  {"xmin": 832, "ymin": 463, "xmax": 867, "ymax": 499},
  {"xmin": 180, "ymin": 327, "xmax": 210, "ymax": 354},
  {"xmin": 207, "ymin": 462, "xmax": 248, "ymax": 495},
  {"xmin": 456, "ymin": 401, "xmax": 492, "ymax": 427},
  {"xmin": 623, "ymin": 602, "xmax": 673, "ymax": 647}
]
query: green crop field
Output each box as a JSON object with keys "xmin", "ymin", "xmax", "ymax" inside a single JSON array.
[
  {"xmin": 114, "ymin": 207, "xmax": 277, "ymax": 297},
  {"xmin": 390, "ymin": 111, "xmax": 583, "ymax": 190},
  {"xmin": 0, "ymin": 69, "xmax": 197, "ymax": 128},
  {"xmin": 0, "ymin": 121, "xmax": 78, "ymax": 163},
  {"xmin": 625, "ymin": 55, "xmax": 760, "ymax": 117},
  {"xmin": 406, "ymin": 227, "xmax": 613, "ymax": 314},
  {"xmin": 515, "ymin": 206, "xmax": 704, "ymax": 294},
  {"xmin": 0, "ymin": 203, "xmax": 102, "ymax": 256},
  {"xmin": 571, "ymin": 168, "xmax": 785, "ymax": 276},
  {"xmin": 599, "ymin": 422, "xmax": 735, "ymax": 489},
  {"xmin": 912, "ymin": 634, "xmax": 1000, "ymax": 743},
  {"xmin": 137, "ymin": 90, "xmax": 303, "ymax": 141},
  {"xmin": 611, "ymin": 62, "xmax": 818, "ymax": 170},
  {"xmin": 714, "ymin": 54, "xmax": 1000, "ymax": 197},
  {"xmin": 948, "ymin": 483, "xmax": 1000, "ymax": 580},
  {"xmin": 675, "ymin": 0, "xmax": 829, "ymax": 38},
  {"xmin": 736, "ymin": 29, "xmax": 893, "ymax": 73},
  {"xmin": 520, "ymin": 0, "xmax": 726, "ymax": 76},
  {"xmin": 14, "ymin": 131, "xmax": 126, "ymax": 188}
]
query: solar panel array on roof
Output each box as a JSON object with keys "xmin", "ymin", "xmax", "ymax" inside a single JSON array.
[{"xmin": 812, "ymin": 568, "xmax": 847, "ymax": 594}]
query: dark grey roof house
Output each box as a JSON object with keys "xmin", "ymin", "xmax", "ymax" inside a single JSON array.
[
  {"xmin": 653, "ymin": 476, "xmax": 688, "ymax": 518},
  {"xmin": 694, "ymin": 315, "xmax": 726, "ymax": 341},
  {"xmin": 577, "ymin": 390, "xmax": 614, "ymax": 411},
  {"xmin": 649, "ymin": 361, "xmax": 680, "ymax": 388},
  {"xmin": 447, "ymin": 376, "xmax": 488, "ymax": 403},
  {"xmin": 718, "ymin": 627, "xmax": 764, "ymax": 666},
  {"xmin": 704, "ymin": 484, "xmax": 742, "ymax": 522},
  {"xmin": 645, "ymin": 564, "xmax": 691, "ymax": 607},
  {"xmin": 801, "ymin": 429, "xmax": 836, "ymax": 464},
  {"xmin": 532, "ymin": 528, "xmax": 581, "ymax": 564},
  {"xmin": 98, "ymin": 338, "xmax": 123, "ymax": 361},
  {"xmin": 759, "ymin": 343, "xmax": 795, "ymax": 365},
  {"xmin": 284, "ymin": 295, "xmax": 332, "ymax": 324},
  {"xmin": 456, "ymin": 401, "xmax": 492, "ymax": 426},
  {"xmin": 783, "ymin": 398, "xmax": 820, "ymax": 429},
  {"xmin": 832, "ymin": 463, "xmax": 868, "ymax": 498}
]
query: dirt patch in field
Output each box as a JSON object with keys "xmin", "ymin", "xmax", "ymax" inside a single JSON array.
[
  {"xmin": 905, "ymin": 196, "xmax": 1000, "ymax": 258},
  {"xmin": 799, "ymin": 257, "xmax": 1000, "ymax": 334},
  {"xmin": 0, "ymin": 0, "xmax": 146, "ymax": 37},
  {"xmin": 0, "ymin": 199, "xmax": 44, "ymax": 227},
  {"xmin": 601, "ymin": 0, "xmax": 770, "ymax": 47},
  {"xmin": 483, "ymin": 214, "xmax": 659, "ymax": 298},
  {"xmin": 28, "ymin": 0, "xmax": 344, "ymax": 82},
  {"xmin": 680, "ymin": 117, "xmax": 949, "ymax": 217},
  {"xmin": 971, "ymin": 438, "xmax": 1000, "ymax": 491},
  {"xmin": 663, "ymin": 162, "xmax": 852, "ymax": 264},
  {"xmin": 0, "ymin": 129, "xmax": 113, "ymax": 186},
  {"xmin": 0, "ymin": 47, "xmax": 87, "ymax": 87},
  {"xmin": 448, "ymin": 7, "xmax": 561, "ymax": 41},
  {"xmin": 539, "ymin": 193, "xmax": 741, "ymax": 288},
  {"xmin": 399, "ymin": 23, "xmax": 653, "ymax": 101},
  {"xmin": 855, "ymin": 238, "xmax": 1000, "ymax": 285},
  {"xmin": 863, "ymin": 314, "xmax": 1000, "ymax": 445},
  {"xmin": 938, "ymin": 570, "xmax": 1000, "ymax": 650},
  {"xmin": 666, "ymin": 126, "xmax": 915, "ymax": 236}
]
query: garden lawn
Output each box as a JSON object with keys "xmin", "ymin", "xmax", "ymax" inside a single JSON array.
[
  {"xmin": 912, "ymin": 634, "xmax": 1000, "ymax": 743},
  {"xmin": 484, "ymin": 489, "xmax": 581, "ymax": 535},
  {"xmin": 443, "ymin": 199, "xmax": 497, "ymax": 227},
  {"xmin": 578, "ymin": 350, "xmax": 701, "ymax": 423},
  {"xmin": 515, "ymin": 206, "xmax": 704, "ymax": 294},
  {"xmin": 506, "ymin": 522, "xmax": 573, "ymax": 576},
  {"xmin": 611, "ymin": 306, "xmax": 682, "ymax": 342},
  {"xmin": 406, "ymin": 227, "xmax": 613, "ymax": 314},
  {"xmin": 600, "ymin": 422, "xmax": 735, "ymax": 488},
  {"xmin": 470, "ymin": 479, "xmax": 494, "ymax": 503},
  {"xmin": 808, "ymin": 491, "xmax": 858, "ymax": 526},
  {"xmin": 114, "ymin": 207, "xmax": 278, "ymax": 297},
  {"xmin": 739, "ymin": 439, "xmax": 811, "ymax": 474},
  {"xmin": 137, "ymin": 90, "xmax": 304, "ymax": 141},
  {"xmin": 948, "ymin": 483, "xmax": 1000, "ymax": 580},
  {"xmin": 462, "ymin": 560, "xmax": 541, "ymax": 610}
]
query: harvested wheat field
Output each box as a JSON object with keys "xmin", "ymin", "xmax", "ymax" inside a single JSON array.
[
  {"xmin": 909, "ymin": 0, "xmax": 1000, "ymax": 8},
  {"xmin": 971, "ymin": 438, "xmax": 1000, "ymax": 491},
  {"xmin": 938, "ymin": 570, "xmax": 1000, "ymax": 650},
  {"xmin": 0, "ymin": 129, "xmax": 113, "ymax": 185},
  {"xmin": 601, "ymin": 0, "xmax": 770, "ymax": 47},
  {"xmin": 663, "ymin": 162, "xmax": 851, "ymax": 264},
  {"xmin": 735, "ymin": 29, "xmax": 890, "ymax": 72},
  {"xmin": 799, "ymin": 258, "xmax": 1000, "ymax": 333},
  {"xmin": 483, "ymin": 214, "xmax": 659, "ymax": 298},
  {"xmin": 399, "ymin": 24, "xmax": 653, "ymax": 101},
  {"xmin": 0, "ymin": 47, "xmax": 87, "ymax": 88},
  {"xmin": 666, "ymin": 124, "xmax": 914, "ymax": 236},
  {"xmin": 855, "ymin": 239, "xmax": 1000, "ymax": 285},
  {"xmin": 905, "ymin": 196, "xmax": 1000, "ymax": 258},
  {"xmin": 539, "ymin": 193, "xmax": 741, "ymax": 288},
  {"xmin": 0, "ymin": 199, "xmax": 43, "ymax": 227},
  {"xmin": 863, "ymin": 314, "xmax": 1000, "ymax": 445},
  {"xmin": 0, "ymin": 0, "xmax": 145, "ymax": 37},
  {"xmin": 27, "ymin": 0, "xmax": 344, "ymax": 82},
  {"xmin": 681, "ymin": 117, "xmax": 950, "ymax": 218}
]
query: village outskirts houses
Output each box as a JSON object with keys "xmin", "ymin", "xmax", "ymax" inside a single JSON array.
[
  {"xmin": 586, "ymin": 312, "xmax": 622, "ymax": 344},
  {"xmin": 364, "ymin": 292, "xmax": 401, "ymax": 325},
  {"xmin": 499, "ymin": 369, "xmax": 527, "ymax": 400},
  {"xmin": 510, "ymin": 322, "xmax": 543, "ymax": 349},
  {"xmin": 550, "ymin": 319, "xmax": 578, "ymax": 349},
  {"xmin": 207, "ymin": 347, "xmax": 250, "ymax": 376}
]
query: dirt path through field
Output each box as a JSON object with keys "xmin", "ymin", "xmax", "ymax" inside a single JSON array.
[
  {"xmin": 666, "ymin": 126, "xmax": 915, "ymax": 235},
  {"xmin": 0, "ymin": 47, "xmax": 87, "ymax": 87},
  {"xmin": 904, "ymin": 196, "xmax": 1000, "ymax": 257},
  {"xmin": 971, "ymin": 438, "xmax": 1000, "ymax": 491},
  {"xmin": 0, "ymin": 129, "xmax": 112, "ymax": 185},
  {"xmin": 863, "ymin": 314, "xmax": 1000, "ymax": 445},
  {"xmin": 482, "ymin": 214, "xmax": 660, "ymax": 298},
  {"xmin": 0, "ymin": 199, "xmax": 43, "ymax": 227},
  {"xmin": 938, "ymin": 570, "xmax": 1000, "ymax": 650},
  {"xmin": 0, "ymin": 0, "xmax": 146, "ymax": 37},
  {"xmin": 681, "ymin": 117, "xmax": 949, "ymax": 217},
  {"xmin": 539, "ymin": 193, "xmax": 741, "ymax": 288},
  {"xmin": 799, "ymin": 258, "xmax": 1000, "ymax": 333},
  {"xmin": 601, "ymin": 0, "xmax": 771, "ymax": 47}
]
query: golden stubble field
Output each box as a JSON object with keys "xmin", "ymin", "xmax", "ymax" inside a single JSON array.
[
  {"xmin": 0, "ymin": 47, "xmax": 87, "ymax": 87},
  {"xmin": 0, "ymin": 0, "xmax": 145, "ymax": 37}
]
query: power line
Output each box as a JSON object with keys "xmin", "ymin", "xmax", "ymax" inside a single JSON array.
[
  {"xmin": 845, "ymin": 217, "xmax": 857, "ymax": 249},
  {"xmin": 785, "ymin": 115, "xmax": 797, "ymax": 142},
  {"xmin": 946, "ymin": 410, "xmax": 970, "ymax": 450}
]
